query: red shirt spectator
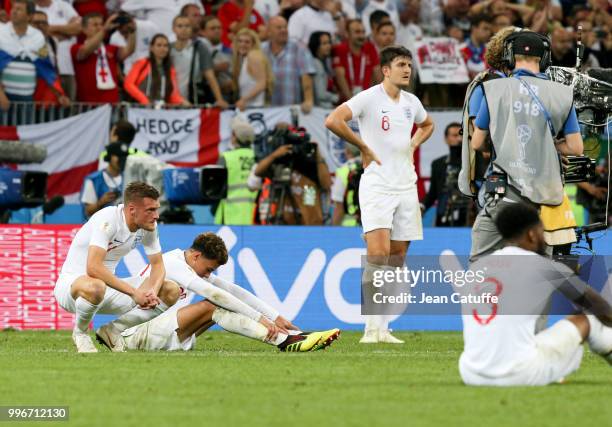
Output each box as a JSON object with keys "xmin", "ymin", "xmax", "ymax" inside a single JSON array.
[
  {"xmin": 71, "ymin": 43, "xmax": 120, "ymax": 103},
  {"xmin": 218, "ymin": 0, "xmax": 265, "ymax": 47},
  {"xmin": 332, "ymin": 40, "xmax": 378, "ymax": 96}
]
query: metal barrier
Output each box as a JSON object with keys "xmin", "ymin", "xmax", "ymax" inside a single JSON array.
[{"xmin": 0, "ymin": 101, "xmax": 459, "ymax": 126}]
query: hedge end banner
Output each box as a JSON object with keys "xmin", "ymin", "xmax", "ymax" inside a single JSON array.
[
  {"xmin": 414, "ymin": 37, "xmax": 470, "ymax": 84},
  {"xmin": 0, "ymin": 106, "xmax": 111, "ymax": 202},
  {"xmin": 128, "ymin": 107, "xmax": 292, "ymax": 167}
]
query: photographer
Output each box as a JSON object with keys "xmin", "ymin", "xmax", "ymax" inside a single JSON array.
[
  {"xmin": 423, "ymin": 122, "xmax": 470, "ymax": 227},
  {"xmin": 577, "ymin": 158, "xmax": 610, "ymax": 224},
  {"xmin": 250, "ymin": 124, "xmax": 332, "ymax": 225},
  {"xmin": 81, "ymin": 142, "xmax": 129, "ymax": 219},
  {"xmin": 470, "ymin": 30, "xmax": 584, "ymax": 262},
  {"xmin": 331, "ymin": 142, "xmax": 362, "ymax": 226},
  {"xmin": 214, "ymin": 118, "xmax": 258, "ymax": 225}
]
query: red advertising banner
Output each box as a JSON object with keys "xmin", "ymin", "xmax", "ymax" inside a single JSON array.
[{"xmin": 0, "ymin": 225, "xmax": 79, "ymax": 330}]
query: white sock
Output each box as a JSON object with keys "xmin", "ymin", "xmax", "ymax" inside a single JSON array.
[
  {"xmin": 362, "ymin": 262, "xmax": 385, "ymax": 332},
  {"xmin": 212, "ymin": 308, "xmax": 288, "ymax": 346},
  {"xmin": 110, "ymin": 302, "xmax": 169, "ymax": 333},
  {"xmin": 74, "ymin": 297, "xmax": 100, "ymax": 333},
  {"xmin": 587, "ymin": 315, "xmax": 612, "ymax": 354}
]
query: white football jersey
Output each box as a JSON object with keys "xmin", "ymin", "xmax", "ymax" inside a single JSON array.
[
  {"xmin": 345, "ymin": 84, "xmax": 427, "ymax": 193},
  {"xmin": 60, "ymin": 205, "xmax": 161, "ymax": 276},
  {"xmin": 459, "ymin": 246, "xmax": 582, "ymax": 379}
]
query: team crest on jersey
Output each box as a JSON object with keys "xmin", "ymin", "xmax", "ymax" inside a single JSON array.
[
  {"xmin": 403, "ymin": 107, "xmax": 412, "ymax": 120},
  {"xmin": 131, "ymin": 235, "xmax": 143, "ymax": 249}
]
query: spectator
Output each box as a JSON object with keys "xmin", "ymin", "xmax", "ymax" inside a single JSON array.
[
  {"xmin": 593, "ymin": 24, "xmax": 612, "ymax": 68},
  {"xmin": 254, "ymin": 0, "xmax": 280, "ymax": 23},
  {"xmin": 218, "ymin": 0, "xmax": 266, "ymax": 48},
  {"xmin": 460, "ymin": 14, "xmax": 491, "ymax": 80},
  {"xmin": 31, "ymin": 10, "xmax": 69, "ymax": 106},
  {"xmin": 332, "ymin": 19, "xmax": 380, "ymax": 102},
  {"xmin": 491, "ymin": 13, "xmax": 512, "ymax": 35},
  {"xmin": 361, "ymin": 0, "xmax": 399, "ymax": 36},
  {"xmin": 180, "ymin": 2, "xmax": 203, "ymax": 36},
  {"xmin": 81, "ymin": 141, "xmax": 129, "ymax": 218},
  {"xmin": 577, "ymin": 159, "xmax": 610, "ymax": 224},
  {"xmin": 171, "ymin": 15, "xmax": 229, "ymax": 107},
  {"xmin": 35, "ymin": 0, "xmax": 82, "ymax": 100},
  {"xmin": 232, "ymin": 28, "xmax": 272, "ymax": 110},
  {"xmin": 308, "ymin": 31, "xmax": 338, "ymax": 108},
  {"xmin": 366, "ymin": 9, "xmax": 391, "ymax": 37},
  {"xmin": 124, "ymin": 33, "xmax": 188, "ymax": 106},
  {"xmin": 71, "ymin": 13, "xmax": 135, "ymax": 103},
  {"xmin": 419, "ymin": 0, "xmax": 444, "ymax": 36},
  {"xmin": 443, "ymin": 0, "xmax": 471, "ymax": 38},
  {"xmin": 199, "ymin": 16, "xmax": 234, "ymax": 102},
  {"xmin": 575, "ymin": 19, "xmax": 602, "ymax": 70},
  {"xmin": 215, "ymin": 117, "xmax": 258, "ymax": 225},
  {"xmin": 262, "ymin": 16, "xmax": 315, "ymax": 112},
  {"xmin": 279, "ymin": 0, "xmax": 306, "ymax": 21},
  {"xmin": 396, "ymin": 0, "xmax": 424, "ymax": 54},
  {"xmin": 331, "ymin": 142, "xmax": 361, "ymax": 226},
  {"xmin": 287, "ymin": 0, "xmax": 338, "ymax": 46},
  {"xmin": 120, "ymin": 0, "xmax": 204, "ymax": 39},
  {"xmin": 0, "ymin": 0, "xmax": 67, "ymax": 112},
  {"xmin": 550, "ymin": 26, "xmax": 576, "ymax": 67},
  {"xmin": 372, "ymin": 21, "xmax": 396, "ymax": 53},
  {"xmin": 422, "ymin": 122, "xmax": 470, "ymax": 227},
  {"xmin": 109, "ymin": 12, "xmax": 160, "ymax": 75}
]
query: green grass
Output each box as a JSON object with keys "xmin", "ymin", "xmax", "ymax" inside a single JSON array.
[{"xmin": 1, "ymin": 330, "xmax": 611, "ymax": 427}]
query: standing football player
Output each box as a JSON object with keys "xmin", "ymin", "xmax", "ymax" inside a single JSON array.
[
  {"xmin": 54, "ymin": 182, "xmax": 180, "ymax": 352},
  {"xmin": 325, "ymin": 45, "xmax": 434, "ymax": 343}
]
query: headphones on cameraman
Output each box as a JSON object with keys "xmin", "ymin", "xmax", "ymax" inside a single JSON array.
[{"xmin": 502, "ymin": 30, "xmax": 552, "ymax": 72}]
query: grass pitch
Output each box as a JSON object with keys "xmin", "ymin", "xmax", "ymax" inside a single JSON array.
[{"xmin": 1, "ymin": 330, "xmax": 611, "ymax": 427}]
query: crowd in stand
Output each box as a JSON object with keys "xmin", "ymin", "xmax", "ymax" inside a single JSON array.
[{"xmin": 0, "ymin": 0, "xmax": 610, "ymax": 112}]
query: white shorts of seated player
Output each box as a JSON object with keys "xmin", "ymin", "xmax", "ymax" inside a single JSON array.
[{"xmin": 460, "ymin": 318, "xmax": 584, "ymax": 386}]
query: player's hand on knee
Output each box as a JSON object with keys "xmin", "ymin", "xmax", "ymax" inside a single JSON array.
[
  {"xmin": 132, "ymin": 287, "xmax": 160, "ymax": 309},
  {"xmin": 275, "ymin": 315, "xmax": 299, "ymax": 332}
]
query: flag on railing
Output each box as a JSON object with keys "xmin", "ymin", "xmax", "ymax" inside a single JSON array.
[
  {"xmin": 0, "ymin": 105, "xmax": 111, "ymax": 203},
  {"xmin": 127, "ymin": 106, "xmax": 292, "ymax": 166}
]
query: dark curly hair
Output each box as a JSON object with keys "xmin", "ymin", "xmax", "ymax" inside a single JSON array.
[{"xmin": 190, "ymin": 232, "xmax": 228, "ymax": 265}]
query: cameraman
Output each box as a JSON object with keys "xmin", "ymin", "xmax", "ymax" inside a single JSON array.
[
  {"xmin": 214, "ymin": 118, "xmax": 258, "ymax": 225},
  {"xmin": 81, "ymin": 141, "xmax": 129, "ymax": 218},
  {"xmin": 577, "ymin": 158, "xmax": 610, "ymax": 224},
  {"xmin": 470, "ymin": 30, "xmax": 584, "ymax": 262},
  {"xmin": 423, "ymin": 122, "xmax": 470, "ymax": 227},
  {"xmin": 250, "ymin": 124, "xmax": 332, "ymax": 225}
]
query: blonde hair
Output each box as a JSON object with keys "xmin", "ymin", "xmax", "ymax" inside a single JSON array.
[
  {"xmin": 231, "ymin": 28, "xmax": 274, "ymax": 103},
  {"xmin": 485, "ymin": 26, "xmax": 518, "ymax": 71}
]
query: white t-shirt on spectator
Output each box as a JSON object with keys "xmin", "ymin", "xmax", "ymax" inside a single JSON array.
[
  {"xmin": 340, "ymin": 0, "xmax": 358, "ymax": 19},
  {"xmin": 36, "ymin": 0, "xmax": 80, "ymax": 75},
  {"xmin": 345, "ymin": 84, "xmax": 427, "ymax": 193},
  {"xmin": 288, "ymin": 5, "xmax": 336, "ymax": 46},
  {"xmin": 397, "ymin": 22, "xmax": 423, "ymax": 54},
  {"xmin": 110, "ymin": 19, "xmax": 160, "ymax": 74},
  {"xmin": 254, "ymin": 0, "xmax": 280, "ymax": 23},
  {"xmin": 121, "ymin": 0, "xmax": 203, "ymax": 38},
  {"xmin": 361, "ymin": 0, "xmax": 400, "ymax": 36}
]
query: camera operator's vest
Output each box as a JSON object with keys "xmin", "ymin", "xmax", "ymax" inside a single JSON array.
[
  {"xmin": 459, "ymin": 70, "xmax": 503, "ymax": 198},
  {"xmin": 483, "ymin": 76, "xmax": 573, "ymax": 205},
  {"xmin": 214, "ymin": 147, "xmax": 257, "ymax": 225},
  {"xmin": 80, "ymin": 170, "xmax": 122, "ymax": 218}
]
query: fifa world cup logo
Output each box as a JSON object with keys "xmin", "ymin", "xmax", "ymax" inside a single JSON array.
[{"xmin": 516, "ymin": 125, "xmax": 532, "ymax": 162}]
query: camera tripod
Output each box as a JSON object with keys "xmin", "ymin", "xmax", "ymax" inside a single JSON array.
[{"xmin": 264, "ymin": 177, "xmax": 302, "ymax": 225}]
